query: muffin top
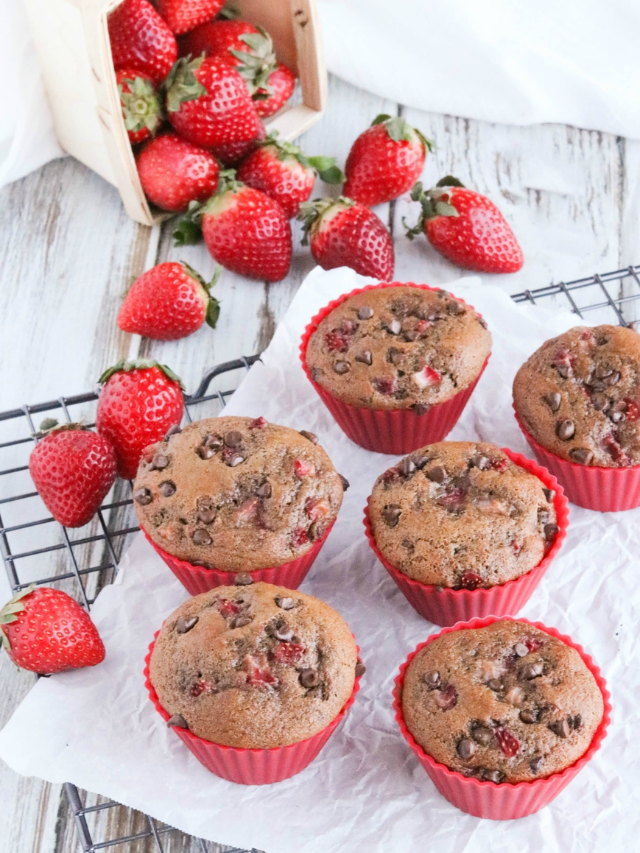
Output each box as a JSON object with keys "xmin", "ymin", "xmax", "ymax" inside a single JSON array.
[
  {"xmin": 305, "ymin": 285, "xmax": 492, "ymax": 410},
  {"xmin": 133, "ymin": 416, "xmax": 346, "ymax": 571},
  {"xmin": 402, "ymin": 620, "xmax": 604, "ymax": 783},
  {"xmin": 513, "ymin": 324, "xmax": 640, "ymax": 467},
  {"xmin": 368, "ymin": 442, "xmax": 558, "ymax": 589},
  {"xmin": 149, "ymin": 581, "xmax": 359, "ymax": 748}
]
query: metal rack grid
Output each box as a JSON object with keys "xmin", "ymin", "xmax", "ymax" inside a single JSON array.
[{"xmin": 1, "ymin": 264, "xmax": 640, "ymax": 853}]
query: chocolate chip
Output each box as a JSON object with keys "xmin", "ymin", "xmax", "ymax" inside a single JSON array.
[
  {"xmin": 299, "ymin": 668, "xmax": 319, "ymax": 688},
  {"xmin": 387, "ymin": 319, "xmax": 402, "ymax": 335},
  {"xmin": 152, "ymin": 453, "xmax": 169, "ymax": 470},
  {"xmin": 586, "ymin": 379, "xmax": 606, "ymax": 393},
  {"xmin": 333, "ymin": 360, "xmax": 350, "ymax": 374},
  {"xmin": 231, "ymin": 615, "xmax": 252, "ymax": 629},
  {"xmin": 481, "ymin": 769, "xmax": 504, "ymax": 783},
  {"xmin": 225, "ymin": 453, "xmax": 245, "ymax": 467},
  {"xmin": 549, "ymin": 718, "xmax": 570, "ymax": 738},
  {"xmin": 412, "ymin": 402, "xmax": 431, "ymax": 415},
  {"xmin": 423, "ymin": 671, "xmax": 440, "ymax": 688},
  {"xmin": 538, "ymin": 509, "xmax": 550, "ymax": 525},
  {"xmin": 387, "ymin": 347, "xmax": 403, "ymax": 365},
  {"xmin": 426, "ymin": 465, "xmax": 447, "ymax": 483},
  {"xmin": 164, "ymin": 424, "xmax": 181, "ymax": 440},
  {"xmin": 382, "ymin": 505, "xmax": 401, "ymax": 527},
  {"xmin": 478, "ymin": 317, "xmax": 488, "ymax": 329},
  {"xmin": 447, "ymin": 300, "xmax": 465, "ymax": 316},
  {"xmin": 275, "ymin": 595, "xmax": 295, "ymax": 610},
  {"xmin": 256, "ymin": 482, "xmax": 272, "ymax": 498},
  {"xmin": 224, "ymin": 430, "xmax": 243, "ymax": 447},
  {"xmin": 197, "ymin": 505, "xmax": 216, "ymax": 524},
  {"xmin": 519, "ymin": 708, "xmax": 539, "ymax": 724},
  {"xmin": 167, "ymin": 714, "xmax": 188, "ymax": 729},
  {"xmin": 176, "ymin": 616, "xmax": 198, "ymax": 634},
  {"xmin": 274, "ymin": 623, "xmax": 294, "ymax": 641},
  {"xmin": 486, "ymin": 678, "xmax": 504, "ymax": 691},
  {"xmin": 197, "ymin": 446, "xmax": 215, "ymax": 460},
  {"xmin": 204, "ymin": 434, "xmax": 223, "ymax": 449},
  {"xmin": 471, "ymin": 455, "xmax": 491, "ymax": 471},
  {"xmin": 569, "ymin": 448, "xmax": 593, "ymax": 465},
  {"xmin": 355, "ymin": 660, "xmax": 366, "ymax": 677},
  {"xmin": 234, "ymin": 573, "xmax": 254, "ymax": 586},
  {"xmin": 358, "ymin": 305, "xmax": 374, "ymax": 320},
  {"xmin": 569, "ymin": 714, "xmax": 583, "ymax": 729},
  {"xmin": 355, "ymin": 350, "xmax": 373, "ymax": 365},
  {"xmin": 556, "ymin": 419, "xmax": 575, "ymax": 441},
  {"xmin": 544, "ymin": 523, "xmax": 559, "ymax": 541},
  {"xmin": 308, "ymin": 520, "xmax": 327, "ymax": 542},
  {"xmin": 160, "ymin": 480, "xmax": 176, "ymax": 497},
  {"xmin": 471, "ymin": 726, "xmax": 493, "ymax": 746},
  {"xmin": 544, "ymin": 392, "xmax": 562, "ymax": 412},
  {"xmin": 133, "ymin": 488, "xmax": 152, "ymax": 505},
  {"xmin": 595, "ymin": 364, "xmax": 614, "ymax": 379},
  {"xmin": 520, "ymin": 661, "xmax": 544, "ymax": 680},
  {"xmin": 543, "ymin": 488, "xmax": 554, "ymax": 502},
  {"xmin": 514, "ymin": 642, "xmax": 529, "ymax": 657},
  {"xmin": 556, "ymin": 364, "xmax": 573, "ymax": 379},
  {"xmin": 192, "ymin": 529, "xmax": 212, "ymax": 546},
  {"xmin": 398, "ymin": 458, "xmax": 416, "ymax": 477},
  {"xmin": 311, "ymin": 367, "xmax": 323, "ymax": 382},
  {"xmin": 457, "ymin": 738, "xmax": 476, "ymax": 760},
  {"xmin": 530, "ymin": 757, "xmax": 543, "ymax": 774},
  {"xmin": 339, "ymin": 474, "xmax": 350, "ymax": 491},
  {"xmin": 299, "ymin": 430, "xmax": 318, "ymax": 444},
  {"xmin": 603, "ymin": 371, "xmax": 621, "ymax": 386}
]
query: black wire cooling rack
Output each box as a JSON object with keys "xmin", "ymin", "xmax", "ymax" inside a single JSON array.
[{"xmin": 1, "ymin": 264, "xmax": 640, "ymax": 853}]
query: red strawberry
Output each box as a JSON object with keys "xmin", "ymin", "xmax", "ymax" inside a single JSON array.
[
  {"xmin": 237, "ymin": 132, "xmax": 344, "ymax": 218},
  {"xmin": 209, "ymin": 119, "xmax": 265, "ymax": 166},
  {"xmin": 406, "ymin": 177, "xmax": 524, "ymax": 273},
  {"xmin": 165, "ymin": 55, "xmax": 262, "ymax": 150},
  {"xmin": 154, "ymin": 0, "xmax": 225, "ymax": 36},
  {"xmin": 253, "ymin": 63, "xmax": 295, "ymax": 118},
  {"xmin": 118, "ymin": 262, "xmax": 220, "ymax": 340},
  {"xmin": 344, "ymin": 114, "xmax": 433, "ymax": 207},
  {"xmin": 298, "ymin": 197, "xmax": 394, "ymax": 280},
  {"xmin": 108, "ymin": 0, "xmax": 177, "ymax": 84},
  {"xmin": 136, "ymin": 133, "xmax": 219, "ymax": 212},
  {"xmin": 116, "ymin": 69, "xmax": 163, "ymax": 145},
  {"xmin": 1, "ymin": 586, "xmax": 105, "ymax": 674},
  {"xmin": 96, "ymin": 360, "xmax": 184, "ymax": 480},
  {"xmin": 191, "ymin": 170, "xmax": 291, "ymax": 281},
  {"xmin": 179, "ymin": 19, "xmax": 261, "ymax": 63},
  {"xmin": 28, "ymin": 422, "xmax": 117, "ymax": 528}
]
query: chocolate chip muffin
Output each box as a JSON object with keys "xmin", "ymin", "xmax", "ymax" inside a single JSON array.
[
  {"xmin": 305, "ymin": 285, "xmax": 492, "ymax": 411},
  {"xmin": 368, "ymin": 442, "xmax": 558, "ymax": 589},
  {"xmin": 513, "ymin": 325, "xmax": 640, "ymax": 467},
  {"xmin": 133, "ymin": 417, "xmax": 346, "ymax": 571},
  {"xmin": 149, "ymin": 581, "xmax": 360, "ymax": 748},
  {"xmin": 402, "ymin": 620, "xmax": 604, "ymax": 783}
]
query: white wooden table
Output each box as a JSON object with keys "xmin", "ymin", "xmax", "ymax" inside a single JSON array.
[{"xmin": 1, "ymin": 73, "xmax": 639, "ymax": 853}]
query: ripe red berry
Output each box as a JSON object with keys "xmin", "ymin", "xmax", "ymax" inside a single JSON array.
[
  {"xmin": 154, "ymin": 0, "xmax": 225, "ymax": 36},
  {"xmin": 137, "ymin": 133, "xmax": 220, "ymax": 212},
  {"xmin": 108, "ymin": 0, "xmax": 177, "ymax": 84},
  {"xmin": 116, "ymin": 69, "xmax": 163, "ymax": 145}
]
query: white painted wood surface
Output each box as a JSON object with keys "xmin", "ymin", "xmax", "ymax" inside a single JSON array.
[{"xmin": 1, "ymin": 72, "xmax": 640, "ymax": 853}]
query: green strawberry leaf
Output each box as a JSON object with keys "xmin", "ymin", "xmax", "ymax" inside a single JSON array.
[
  {"xmin": 218, "ymin": 3, "xmax": 240, "ymax": 19},
  {"xmin": 434, "ymin": 201, "xmax": 459, "ymax": 217},
  {"xmin": 384, "ymin": 116, "xmax": 413, "ymax": 143},
  {"xmin": 173, "ymin": 218, "xmax": 202, "ymax": 247},
  {"xmin": 415, "ymin": 129, "xmax": 435, "ymax": 153},
  {"xmin": 205, "ymin": 296, "xmax": 221, "ymax": 329},
  {"xmin": 98, "ymin": 361, "xmax": 185, "ymax": 389},
  {"xmin": 0, "ymin": 585, "xmax": 36, "ymax": 648},
  {"xmin": 165, "ymin": 57, "xmax": 206, "ymax": 113},
  {"xmin": 436, "ymin": 176, "xmax": 465, "ymax": 188},
  {"xmin": 371, "ymin": 114, "xmax": 392, "ymax": 126},
  {"xmin": 307, "ymin": 156, "xmax": 345, "ymax": 184},
  {"xmin": 38, "ymin": 418, "xmax": 59, "ymax": 432}
]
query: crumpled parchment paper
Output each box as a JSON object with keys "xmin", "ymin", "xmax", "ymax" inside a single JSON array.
[{"xmin": 0, "ymin": 267, "xmax": 636, "ymax": 853}]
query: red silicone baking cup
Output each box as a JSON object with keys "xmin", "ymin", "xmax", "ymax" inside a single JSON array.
[
  {"xmin": 143, "ymin": 520, "xmax": 335, "ymax": 596},
  {"xmin": 393, "ymin": 616, "xmax": 611, "ymax": 819},
  {"xmin": 364, "ymin": 449, "xmax": 569, "ymax": 626},
  {"xmin": 144, "ymin": 632, "xmax": 362, "ymax": 785},
  {"xmin": 299, "ymin": 282, "xmax": 491, "ymax": 455},
  {"xmin": 514, "ymin": 406, "xmax": 640, "ymax": 512}
]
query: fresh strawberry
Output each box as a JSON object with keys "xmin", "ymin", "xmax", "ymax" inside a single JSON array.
[
  {"xmin": 165, "ymin": 55, "xmax": 262, "ymax": 150},
  {"xmin": 136, "ymin": 132, "xmax": 220, "ymax": 212},
  {"xmin": 108, "ymin": 0, "xmax": 177, "ymax": 84},
  {"xmin": 406, "ymin": 177, "xmax": 524, "ymax": 273},
  {"xmin": 237, "ymin": 132, "xmax": 343, "ymax": 218},
  {"xmin": 298, "ymin": 197, "xmax": 394, "ymax": 279},
  {"xmin": 253, "ymin": 63, "xmax": 295, "ymax": 118},
  {"xmin": 116, "ymin": 69, "xmax": 163, "ymax": 145},
  {"xmin": 28, "ymin": 422, "xmax": 117, "ymax": 528},
  {"xmin": 118, "ymin": 262, "xmax": 220, "ymax": 340},
  {"xmin": 177, "ymin": 170, "xmax": 291, "ymax": 281},
  {"xmin": 96, "ymin": 360, "xmax": 184, "ymax": 479},
  {"xmin": 344, "ymin": 114, "xmax": 433, "ymax": 207},
  {"xmin": 209, "ymin": 120, "xmax": 265, "ymax": 166},
  {"xmin": 1, "ymin": 586, "xmax": 105, "ymax": 674},
  {"xmin": 154, "ymin": 0, "xmax": 225, "ymax": 36},
  {"xmin": 179, "ymin": 18, "xmax": 261, "ymax": 64}
]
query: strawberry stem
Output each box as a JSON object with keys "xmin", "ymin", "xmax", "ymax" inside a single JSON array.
[
  {"xmin": 98, "ymin": 360, "xmax": 185, "ymax": 389},
  {"xmin": 164, "ymin": 57, "xmax": 207, "ymax": 113}
]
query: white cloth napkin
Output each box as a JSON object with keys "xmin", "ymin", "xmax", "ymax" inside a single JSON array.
[
  {"xmin": 2, "ymin": 0, "xmax": 640, "ymax": 187},
  {"xmin": 0, "ymin": 267, "xmax": 637, "ymax": 853}
]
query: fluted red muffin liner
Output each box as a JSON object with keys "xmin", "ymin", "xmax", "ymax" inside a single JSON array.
[
  {"xmin": 514, "ymin": 407, "xmax": 640, "ymax": 512},
  {"xmin": 143, "ymin": 520, "xmax": 335, "ymax": 595},
  {"xmin": 144, "ymin": 632, "xmax": 362, "ymax": 785},
  {"xmin": 364, "ymin": 449, "xmax": 569, "ymax": 626},
  {"xmin": 393, "ymin": 616, "xmax": 611, "ymax": 819},
  {"xmin": 299, "ymin": 282, "xmax": 491, "ymax": 455}
]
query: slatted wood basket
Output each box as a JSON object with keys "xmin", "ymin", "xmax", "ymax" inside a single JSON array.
[{"xmin": 23, "ymin": 0, "xmax": 327, "ymax": 225}]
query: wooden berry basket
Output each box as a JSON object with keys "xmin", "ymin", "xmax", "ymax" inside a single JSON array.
[{"xmin": 23, "ymin": 0, "xmax": 327, "ymax": 225}]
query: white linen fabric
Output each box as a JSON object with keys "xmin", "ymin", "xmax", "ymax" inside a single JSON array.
[
  {"xmin": 0, "ymin": 267, "xmax": 636, "ymax": 853},
  {"xmin": 2, "ymin": 0, "xmax": 640, "ymax": 187}
]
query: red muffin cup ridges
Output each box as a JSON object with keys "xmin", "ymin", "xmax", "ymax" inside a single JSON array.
[
  {"xmin": 143, "ymin": 519, "xmax": 336, "ymax": 595},
  {"xmin": 299, "ymin": 282, "xmax": 491, "ymax": 455},
  {"xmin": 364, "ymin": 449, "xmax": 569, "ymax": 626},
  {"xmin": 393, "ymin": 616, "xmax": 611, "ymax": 819},
  {"xmin": 514, "ymin": 406, "xmax": 640, "ymax": 512},
  {"xmin": 144, "ymin": 632, "xmax": 362, "ymax": 785}
]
